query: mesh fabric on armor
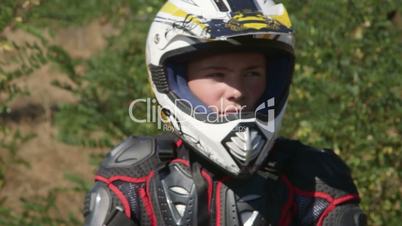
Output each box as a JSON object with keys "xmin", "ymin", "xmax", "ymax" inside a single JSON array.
[
  {"xmin": 114, "ymin": 181, "xmax": 143, "ymax": 220},
  {"xmin": 316, "ymin": 179, "xmax": 348, "ymax": 198},
  {"xmin": 295, "ymin": 195, "xmax": 329, "ymax": 225},
  {"xmin": 83, "ymin": 190, "xmax": 91, "ymax": 217},
  {"xmin": 97, "ymin": 153, "xmax": 159, "ymax": 178},
  {"xmin": 323, "ymin": 203, "xmax": 367, "ymax": 226},
  {"xmin": 138, "ymin": 193, "xmax": 151, "ymax": 226}
]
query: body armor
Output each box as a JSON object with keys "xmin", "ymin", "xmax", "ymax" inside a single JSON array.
[{"xmin": 83, "ymin": 135, "xmax": 366, "ymax": 226}]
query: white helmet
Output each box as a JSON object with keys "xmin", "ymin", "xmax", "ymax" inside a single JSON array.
[{"xmin": 146, "ymin": 0, "xmax": 295, "ymax": 177}]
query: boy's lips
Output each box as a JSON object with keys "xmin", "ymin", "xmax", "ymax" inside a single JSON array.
[{"xmin": 219, "ymin": 108, "xmax": 241, "ymax": 115}]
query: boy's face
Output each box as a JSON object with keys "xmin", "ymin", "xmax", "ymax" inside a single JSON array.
[{"xmin": 187, "ymin": 52, "xmax": 266, "ymax": 115}]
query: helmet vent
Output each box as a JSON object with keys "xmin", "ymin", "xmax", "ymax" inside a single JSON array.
[
  {"xmin": 149, "ymin": 64, "xmax": 169, "ymax": 93},
  {"xmin": 213, "ymin": 0, "xmax": 229, "ymax": 12},
  {"xmin": 224, "ymin": 126, "xmax": 266, "ymax": 165}
]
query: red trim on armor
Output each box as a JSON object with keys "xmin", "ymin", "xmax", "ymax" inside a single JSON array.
[
  {"xmin": 280, "ymin": 176, "xmax": 361, "ymax": 226},
  {"xmin": 138, "ymin": 187, "xmax": 157, "ymax": 226},
  {"xmin": 279, "ymin": 176, "xmax": 294, "ymax": 226},
  {"xmin": 145, "ymin": 171, "xmax": 158, "ymax": 226},
  {"xmin": 95, "ymin": 175, "xmax": 148, "ymax": 184},
  {"xmin": 95, "ymin": 175, "xmax": 132, "ymax": 218},
  {"xmin": 95, "ymin": 172, "xmax": 158, "ymax": 223},
  {"xmin": 201, "ymin": 170, "xmax": 213, "ymax": 211},
  {"xmin": 334, "ymin": 194, "xmax": 359, "ymax": 205},
  {"xmin": 316, "ymin": 194, "xmax": 360, "ymax": 226},
  {"xmin": 109, "ymin": 183, "xmax": 132, "ymax": 218},
  {"xmin": 94, "ymin": 175, "xmax": 109, "ymax": 184},
  {"xmin": 215, "ymin": 181, "xmax": 223, "ymax": 226},
  {"xmin": 171, "ymin": 158, "xmax": 190, "ymax": 166},
  {"xmin": 175, "ymin": 139, "xmax": 183, "ymax": 147}
]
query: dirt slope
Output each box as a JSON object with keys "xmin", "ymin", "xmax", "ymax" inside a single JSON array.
[{"xmin": 0, "ymin": 20, "xmax": 117, "ymax": 219}]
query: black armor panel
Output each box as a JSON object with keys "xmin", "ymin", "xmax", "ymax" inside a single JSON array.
[
  {"xmin": 323, "ymin": 204, "xmax": 367, "ymax": 226},
  {"xmin": 97, "ymin": 136, "xmax": 159, "ymax": 178},
  {"xmin": 152, "ymin": 161, "xmax": 198, "ymax": 225},
  {"xmin": 274, "ymin": 138, "xmax": 358, "ymax": 196},
  {"xmin": 84, "ymin": 135, "xmax": 366, "ymax": 226},
  {"xmin": 84, "ymin": 135, "xmax": 177, "ymax": 226},
  {"xmin": 219, "ymin": 176, "xmax": 270, "ymax": 226},
  {"xmin": 147, "ymin": 161, "xmax": 287, "ymax": 226}
]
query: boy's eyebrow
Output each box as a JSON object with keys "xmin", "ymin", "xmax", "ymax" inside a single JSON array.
[
  {"xmin": 242, "ymin": 65, "xmax": 265, "ymax": 70},
  {"xmin": 198, "ymin": 66, "xmax": 228, "ymax": 71},
  {"xmin": 198, "ymin": 65, "xmax": 265, "ymax": 72}
]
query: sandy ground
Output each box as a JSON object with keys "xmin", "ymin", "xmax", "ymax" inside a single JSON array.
[{"xmin": 0, "ymin": 20, "xmax": 117, "ymax": 219}]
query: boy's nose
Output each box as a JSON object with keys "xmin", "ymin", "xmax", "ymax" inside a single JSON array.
[{"xmin": 225, "ymin": 82, "xmax": 244, "ymax": 102}]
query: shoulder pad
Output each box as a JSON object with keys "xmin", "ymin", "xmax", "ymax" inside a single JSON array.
[
  {"xmin": 83, "ymin": 182, "xmax": 116, "ymax": 226},
  {"xmin": 83, "ymin": 182, "xmax": 137, "ymax": 226},
  {"xmin": 96, "ymin": 135, "xmax": 177, "ymax": 178},
  {"xmin": 273, "ymin": 138, "xmax": 358, "ymax": 197},
  {"xmin": 104, "ymin": 136, "xmax": 155, "ymax": 168},
  {"xmin": 324, "ymin": 204, "xmax": 367, "ymax": 226}
]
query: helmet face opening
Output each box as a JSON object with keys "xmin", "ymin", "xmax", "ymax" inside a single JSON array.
[
  {"xmin": 146, "ymin": 0, "xmax": 295, "ymax": 177},
  {"xmin": 151, "ymin": 38, "xmax": 294, "ymax": 124}
]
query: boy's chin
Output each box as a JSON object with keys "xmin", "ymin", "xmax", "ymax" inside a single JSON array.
[
  {"xmin": 218, "ymin": 108, "xmax": 252, "ymax": 116},
  {"xmin": 218, "ymin": 110, "xmax": 241, "ymax": 116}
]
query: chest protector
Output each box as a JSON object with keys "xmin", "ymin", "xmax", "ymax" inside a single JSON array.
[{"xmin": 83, "ymin": 135, "xmax": 366, "ymax": 226}]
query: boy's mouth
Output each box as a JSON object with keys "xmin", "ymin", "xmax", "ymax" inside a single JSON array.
[{"xmin": 219, "ymin": 108, "xmax": 242, "ymax": 116}]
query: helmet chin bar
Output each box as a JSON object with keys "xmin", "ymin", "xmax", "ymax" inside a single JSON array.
[
  {"xmin": 158, "ymin": 91, "xmax": 287, "ymax": 178},
  {"xmin": 169, "ymin": 114, "xmax": 273, "ymax": 177},
  {"xmin": 223, "ymin": 123, "xmax": 266, "ymax": 166}
]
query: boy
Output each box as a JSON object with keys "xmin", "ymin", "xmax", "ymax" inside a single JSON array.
[{"xmin": 83, "ymin": 1, "xmax": 367, "ymax": 225}]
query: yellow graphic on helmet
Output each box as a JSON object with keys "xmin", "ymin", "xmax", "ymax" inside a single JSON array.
[
  {"xmin": 226, "ymin": 11, "xmax": 289, "ymax": 32},
  {"xmin": 160, "ymin": 2, "xmax": 207, "ymax": 30}
]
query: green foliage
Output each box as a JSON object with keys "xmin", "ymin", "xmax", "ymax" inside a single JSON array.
[
  {"xmin": 0, "ymin": 39, "xmax": 46, "ymax": 119},
  {"xmin": 0, "ymin": 1, "xmax": 163, "ymax": 225},
  {"xmin": 281, "ymin": 0, "xmax": 402, "ymax": 224},
  {"xmin": 1, "ymin": 2, "xmax": 49, "ymax": 220},
  {"xmin": 0, "ymin": 0, "xmax": 401, "ymax": 225},
  {"xmin": 0, "ymin": 0, "xmax": 17, "ymax": 31},
  {"xmin": 49, "ymin": 0, "xmax": 164, "ymax": 147},
  {"xmin": 0, "ymin": 188, "xmax": 81, "ymax": 226}
]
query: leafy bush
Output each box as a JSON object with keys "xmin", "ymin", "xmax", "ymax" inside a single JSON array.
[
  {"xmin": 0, "ymin": 0, "xmax": 400, "ymax": 225},
  {"xmin": 281, "ymin": 1, "xmax": 402, "ymax": 224},
  {"xmin": 1, "ymin": 0, "xmax": 48, "ymax": 195},
  {"xmin": 1, "ymin": 0, "xmax": 163, "ymax": 225}
]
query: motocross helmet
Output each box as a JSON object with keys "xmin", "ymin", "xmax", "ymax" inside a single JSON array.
[{"xmin": 146, "ymin": 0, "xmax": 295, "ymax": 177}]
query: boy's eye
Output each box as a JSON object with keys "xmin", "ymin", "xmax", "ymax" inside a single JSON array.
[
  {"xmin": 207, "ymin": 72, "xmax": 225, "ymax": 78},
  {"xmin": 245, "ymin": 71, "xmax": 263, "ymax": 77}
]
